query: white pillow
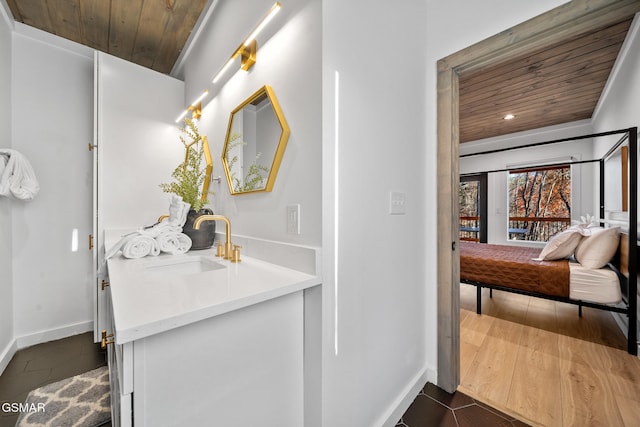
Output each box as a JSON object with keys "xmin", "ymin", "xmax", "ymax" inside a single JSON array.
[
  {"xmin": 536, "ymin": 228, "xmax": 584, "ymax": 260},
  {"xmin": 574, "ymin": 227, "xmax": 620, "ymax": 268},
  {"xmin": 568, "ymin": 223, "xmax": 592, "ymax": 235}
]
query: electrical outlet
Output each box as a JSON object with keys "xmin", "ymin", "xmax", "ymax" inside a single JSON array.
[
  {"xmin": 287, "ymin": 204, "xmax": 300, "ymax": 234},
  {"xmin": 389, "ymin": 192, "xmax": 406, "ymax": 215}
]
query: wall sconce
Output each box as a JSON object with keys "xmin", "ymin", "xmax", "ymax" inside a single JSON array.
[
  {"xmin": 212, "ymin": 2, "xmax": 281, "ymax": 84},
  {"xmin": 175, "ymin": 90, "xmax": 209, "ymax": 123}
]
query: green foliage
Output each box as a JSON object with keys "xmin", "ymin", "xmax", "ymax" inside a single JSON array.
[
  {"xmin": 226, "ymin": 132, "xmax": 269, "ymax": 192},
  {"xmin": 241, "ymin": 154, "xmax": 269, "ymax": 192},
  {"xmin": 159, "ymin": 118, "xmax": 211, "ymax": 211},
  {"xmin": 225, "ymin": 132, "xmax": 244, "ymax": 180}
]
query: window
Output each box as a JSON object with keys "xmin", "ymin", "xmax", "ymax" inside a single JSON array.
[
  {"xmin": 507, "ymin": 165, "xmax": 571, "ymax": 241},
  {"xmin": 459, "ymin": 174, "xmax": 487, "ymax": 243}
]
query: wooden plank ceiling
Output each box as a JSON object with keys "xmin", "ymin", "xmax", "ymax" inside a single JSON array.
[
  {"xmin": 459, "ymin": 17, "xmax": 634, "ymax": 143},
  {"xmin": 6, "ymin": 0, "xmax": 208, "ymax": 75},
  {"xmin": 4, "ymin": 1, "xmax": 634, "ymax": 139}
]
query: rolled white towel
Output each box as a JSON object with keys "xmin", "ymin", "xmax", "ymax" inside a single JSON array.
[
  {"xmin": 156, "ymin": 232, "xmax": 192, "ymax": 255},
  {"xmin": 0, "ymin": 149, "xmax": 40, "ymax": 200},
  {"xmin": 121, "ymin": 234, "xmax": 160, "ymax": 259},
  {"xmin": 140, "ymin": 223, "xmax": 182, "ymax": 238},
  {"xmin": 140, "ymin": 195, "xmax": 190, "ymax": 238},
  {"xmin": 104, "ymin": 232, "xmax": 136, "ymax": 261},
  {"xmin": 100, "ymin": 196, "xmax": 193, "ymax": 264}
]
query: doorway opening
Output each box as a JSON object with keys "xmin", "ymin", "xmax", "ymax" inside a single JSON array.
[{"xmin": 436, "ymin": 0, "xmax": 640, "ymax": 394}]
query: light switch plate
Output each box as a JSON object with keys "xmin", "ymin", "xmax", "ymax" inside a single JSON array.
[
  {"xmin": 287, "ymin": 204, "xmax": 300, "ymax": 234},
  {"xmin": 389, "ymin": 191, "xmax": 406, "ymax": 215}
]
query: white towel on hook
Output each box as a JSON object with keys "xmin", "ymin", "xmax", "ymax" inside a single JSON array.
[
  {"xmin": 0, "ymin": 154, "xmax": 6, "ymax": 176},
  {"xmin": 0, "ymin": 149, "xmax": 40, "ymax": 200}
]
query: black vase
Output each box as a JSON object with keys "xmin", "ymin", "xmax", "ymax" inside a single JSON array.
[{"xmin": 182, "ymin": 208, "xmax": 216, "ymax": 250}]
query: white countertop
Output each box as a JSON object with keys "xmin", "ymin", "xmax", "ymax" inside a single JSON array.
[{"xmin": 106, "ymin": 247, "xmax": 321, "ymax": 344}]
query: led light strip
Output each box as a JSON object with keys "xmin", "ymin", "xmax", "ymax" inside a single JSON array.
[
  {"xmin": 334, "ymin": 70, "xmax": 340, "ymax": 356},
  {"xmin": 211, "ymin": 2, "xmax": 281, "ymax": 84},
  {"xmin": 175, "ymin": 89, "xmax": 209, "ymax": 123}
]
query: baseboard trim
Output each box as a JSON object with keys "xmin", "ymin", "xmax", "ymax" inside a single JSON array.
[
  {"xmin": 0, "ymin": 338, "xmax": 18, "ymax": 377},
  {"xmin": 377, "ymin": 364, "xmax": 435, "ymax": 427},
  {"xmin": 15, "ymin": 320, "xmax": 94, "ymax": 350}
]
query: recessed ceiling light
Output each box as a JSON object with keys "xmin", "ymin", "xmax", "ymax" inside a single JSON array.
[{"xmin": 504, "ymin": 114, "xmax": 515, "ymax": 120}]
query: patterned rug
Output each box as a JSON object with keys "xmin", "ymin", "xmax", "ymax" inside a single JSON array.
[{"xmin": 16, "ymin": 366, "xmax": 111, "ymax": 427}]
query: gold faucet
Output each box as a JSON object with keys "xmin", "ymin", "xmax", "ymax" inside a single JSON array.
[{"xmin": 193, "ymin": 215, "xmax": 235, "ymax": 261}]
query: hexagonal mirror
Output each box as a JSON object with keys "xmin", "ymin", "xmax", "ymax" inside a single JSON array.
[{"xmin": 222, "ymin": 85, "xmax": 290, "ymax": 195}]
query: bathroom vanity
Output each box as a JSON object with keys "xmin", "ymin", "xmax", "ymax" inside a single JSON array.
[
  {"xmin": 93, "ymin": 53, "xmax": 322, "ymax": 426},
  {"xmin": 102, "ymin": 233, "xmax": 321, "ymax": 427}
]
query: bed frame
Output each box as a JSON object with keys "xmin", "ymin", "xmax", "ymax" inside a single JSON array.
[{"xmin": 460, "ymin": 127, "xmax": 638, "ymax": 355}]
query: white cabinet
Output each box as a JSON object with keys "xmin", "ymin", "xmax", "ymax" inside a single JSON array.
[
  {"xmin": 101, "ymin": 237, "xmax": 321, "ymax": 425},
  {"xmin": 104, "ymin": 289, "xmax": 304, "ymax": 426},
  {"xmin": 92, "ymin": 50, "xmax": 184, "ymax": 340},
  {"xmin": 103, "ymin": 287, "xmax": 133, "ymax": 427}
]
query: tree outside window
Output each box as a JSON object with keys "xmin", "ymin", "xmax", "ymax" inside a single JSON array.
[
  {"xmin": 507, "ymin": 165, "xmax": 571, "ymax": 241},
  {"xmin": 459, "ymin": 180, "xmax": 480, "ymax": 241}
]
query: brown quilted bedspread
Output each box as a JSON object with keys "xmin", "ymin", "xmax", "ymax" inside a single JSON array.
[{"xmin": 460, "ymin": 241, "xmax": 570, "ymax": 297}]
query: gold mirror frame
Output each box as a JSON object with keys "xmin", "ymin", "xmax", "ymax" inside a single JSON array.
[
  {"xmin": 184, "ymin": 134, "xmax": 213, "ymax": 203},
  {"xmin": 222, "ymin": 85, "xmax": 290, "ymax": 195},
  {"xmin": 201, "ymin": 136, "xmax": 213, "ymax": 202}
]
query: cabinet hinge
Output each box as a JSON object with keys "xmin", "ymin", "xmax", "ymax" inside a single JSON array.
[
  {"xmin": 88, "ymin": 143, "xmax": 97, "ymax": 151},
  {"xmin": 89, "ymin": 234, "xmax": 94, "ymax": 250},
  {"xmin": 101, "ymin": 280, "xmax": 110, "ymax": 291},
  {"xmin": 101, "ymin": 330, "xmax": 114, "ymax": 349}
]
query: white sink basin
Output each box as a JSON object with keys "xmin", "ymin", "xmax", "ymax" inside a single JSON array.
[{"xmin": 144, "ymin": 256, "xmax": 226, "ymax": 276}]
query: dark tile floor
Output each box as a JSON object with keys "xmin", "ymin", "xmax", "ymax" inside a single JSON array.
[
  {"xmin": 397, "ymin": 383, "xmax": 531, "ymax": 427},
  {"xmin": 2, "ymin": 333, "xmax": 529, "ymax": 427},
  {"xmin": 0, "ymin": 332, "xmax": 109, "ymax": 427}
]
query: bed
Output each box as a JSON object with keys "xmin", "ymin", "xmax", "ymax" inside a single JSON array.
[
  {"xmin": 460, "ymin": 233, "xmax": 633, "ymax": 348},
  {"xmin": 460, "ymin": 236, "xmax": 624, "ymax": 310},
  {"xmin": 459, "ymin": 127, "xmax": 638, "ymax": 355}
]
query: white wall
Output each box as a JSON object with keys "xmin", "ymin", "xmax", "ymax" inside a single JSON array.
[
  {"xmin": 180, "ymin": 0, "xmax": 322, "ymax": 247},
  {"xmin": 460, "ymin": 120, "xmax": 595, "ymax": 245},
  {"xmin": 11, "ymin": 25, "xmax": 94, "ymax": 344},
  {"xmin": 593, "ymin": 15, "xmax": 640, "ymax": 140},
  {"xmin": 322, "ymin": 1, "xmax": 428, "ymax": 426},
  {"xmin": 0, "ymin": 3, "xmax": 14, "ymax": 373},
  {"xmin": 592, "ymin": 14, "xmax": 640, "ymax": 216}
]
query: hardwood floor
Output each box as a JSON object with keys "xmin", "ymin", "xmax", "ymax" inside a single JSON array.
[{"xmin": 459, "ymin": 283, "xmax": 640, "ymax": 426}]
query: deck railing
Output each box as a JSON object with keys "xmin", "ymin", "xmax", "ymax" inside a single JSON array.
[
  {"xmin": 459, "ymin": 216, "xmax": 480, "ymax": 242},
  {"xmin": 459, "ymin": 216, "xmax": 571, "ymax": 242},
  {"xmin": 508, "ymin": 217, "xmax": 571, "ymax": 241}
]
